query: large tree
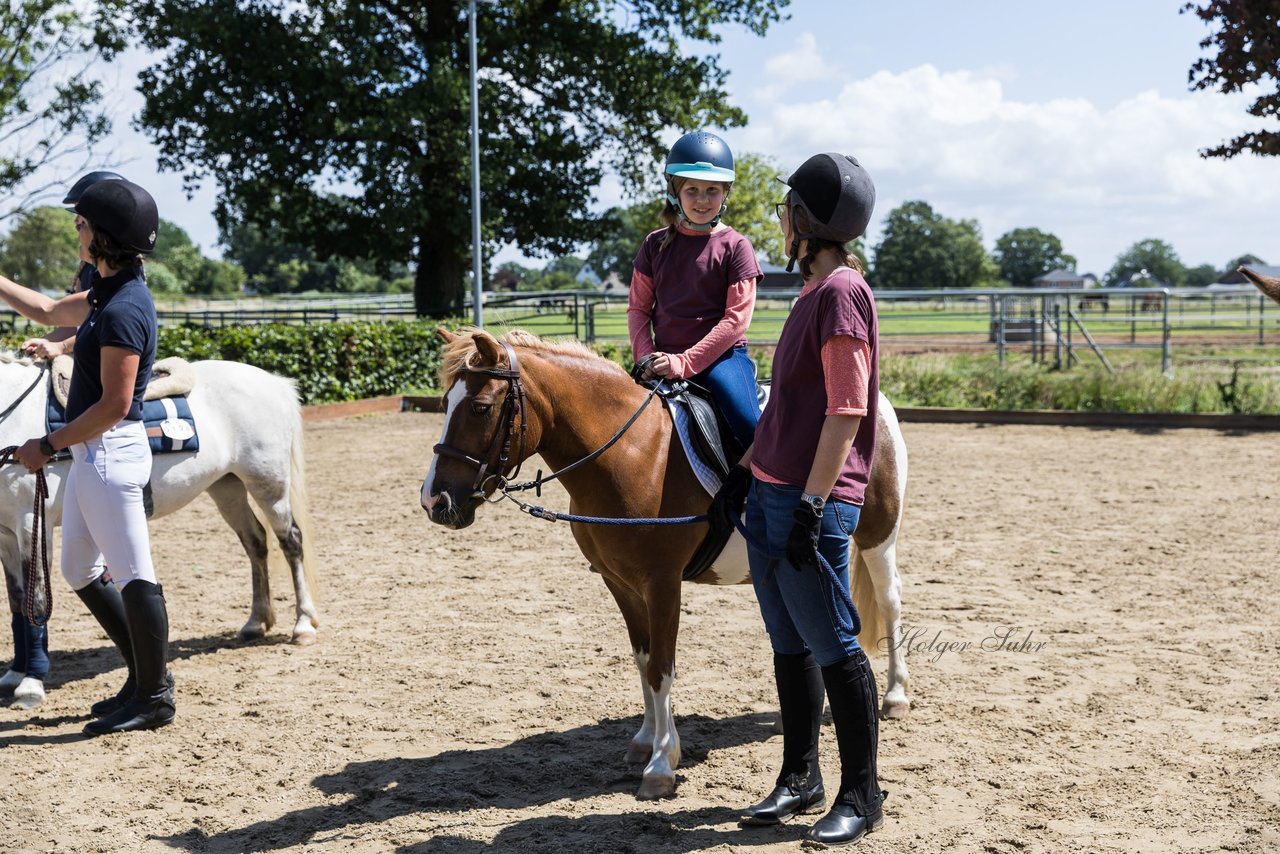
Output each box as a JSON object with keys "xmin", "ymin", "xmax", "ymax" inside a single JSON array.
[
  {"xmin": 1, "ymin": 2, "xmax": 113, "ymax": 222},
  {"xmin": 872, "ymin": 201, "xmax": 994, "ymax": 290},
  {"xmin": 112, "ymin": 1, "xmax": 790, "ymax": 317},
  {"xmin": 992, "ymin": 227, "xmax": 1077, "ymax": 287},
  {"xmin": 1183, "ymin": 1, "xmax": 1280, "ymax": 158},
  {"xmin": 1106, "ymin": 239, "xmax": 1187, "ymax": 287}
]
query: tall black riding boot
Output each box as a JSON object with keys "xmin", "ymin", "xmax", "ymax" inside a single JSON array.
[
  {"xmin": 84, "ymin": 580, "xmax": 175, "ymax": 736},
  {"xmin": 741, "ymin": 651, "xmax": 827, "ymax": 826},
  {"xmin": 74, "ymin": 576, "xmax": 136, "ymax": 716},
  {"xmin": 807, "ymin": 650, "xmax": 887, "ymax": 846}
]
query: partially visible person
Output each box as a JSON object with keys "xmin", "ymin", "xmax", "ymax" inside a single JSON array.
[
  {"xmin": 628, "ymin": 130, "xmax": 762, "ymax": 451},
  {"xmin": 715, "ymin": 152, "xmax": 888, "ymax": 846},
  {"xmin": 21, "ymin": 171, "xmax": 125, "ymax": 361},
  {"xmin": 0, "ymin": 178, "xmax": 175, "ymax": 735}
]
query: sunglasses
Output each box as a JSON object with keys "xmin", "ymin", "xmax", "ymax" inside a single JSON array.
[{"xmin": 774, "ymin": 201, "xmax": 787, "ymax": 220}]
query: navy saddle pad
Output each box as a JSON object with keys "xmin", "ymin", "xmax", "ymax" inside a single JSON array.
[{"xmin": 47, "ymin": 394, "xmax": 199, "ymax": 454}]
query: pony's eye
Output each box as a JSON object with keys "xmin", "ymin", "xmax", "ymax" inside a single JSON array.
[{"xmin": 470, "ymin": 401, "xmax": 492, "ymax": 416}]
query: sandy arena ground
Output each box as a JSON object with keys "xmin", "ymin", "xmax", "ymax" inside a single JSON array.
[{"xmin": 1, "ymin": 412, "xmax": 1277, "ymax": 853}]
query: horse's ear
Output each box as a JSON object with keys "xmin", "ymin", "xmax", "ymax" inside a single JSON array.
[
  {"xmin": 473, "ymin": 330, "xmax": 504, "ymax": 367},
  {"xmin": 436, "ymin": 327, "xmax": 456, "ymax": 344}
]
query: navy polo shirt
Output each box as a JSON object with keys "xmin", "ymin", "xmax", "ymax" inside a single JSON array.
[{"xmin": 67, "ymin": 265, "xmax": 157, "ymax": 422}]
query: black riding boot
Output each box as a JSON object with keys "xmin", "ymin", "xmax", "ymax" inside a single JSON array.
[
  {"xmin": 807, "ymin": 650, "xmax": 887, "ymax": 846},
  {"xmin": 741, "ymin": 651, "xmax": 827, "ymax": 826},
  {"xmin": 74, "ymin": 576, "xmax": 137, "ymax": 716},
  {"xmin": 84, "ymin": 580, "xmax": 175, "ymax": 736},
  {"xmin": 75, "ymin": 576, "xmax": 174, "ymax": 717}
]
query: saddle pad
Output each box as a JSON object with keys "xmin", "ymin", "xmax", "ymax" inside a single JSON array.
[
  {"xmin": 670, "ymin": 403, "xmax": 722, "ymax": 498},
  {"xmin": 46, "ymin": 393, "xmax": 199, "ymax": 455}
]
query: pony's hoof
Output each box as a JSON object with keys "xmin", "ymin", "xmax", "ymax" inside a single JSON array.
[
  {"xmin": 8, "ymin": 677, "xmax": 44, "ymax": 711},
  {"xmin": 881, "ymin": 698, "xmax": 910, "ymax": 720},
  {"xmin": 290, "ymin": 627, "xmax": 318, "ymax": 646},
  {"xmin": 637, "ymin": 774, "xmax": 675, "ymax": 800},
  {"xmin": 238, "ymin": 622, "xmax": 268, "ymax": 642}
]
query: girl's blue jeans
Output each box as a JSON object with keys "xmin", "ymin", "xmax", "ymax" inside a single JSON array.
[
  {"xmin": 746, "ymin": 479, "xmax": 864, "ymax": 667},
  {"xmin": 690, "ymin": 345, "xmax": 759, "ymax": 450}
]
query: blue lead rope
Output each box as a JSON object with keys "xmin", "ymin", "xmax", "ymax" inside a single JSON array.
[{"xmin": 507, "ymin": 492, "xmax": 860, "ymax": 638}]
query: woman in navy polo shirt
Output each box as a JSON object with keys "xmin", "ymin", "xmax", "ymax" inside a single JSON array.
[
  {"xmin": 0, "ymin": 179, "xmax": 174, "ymax": 735},
  {"xmin": 714, "ymin": 153, "xmax": 887, "ymax": 846}
]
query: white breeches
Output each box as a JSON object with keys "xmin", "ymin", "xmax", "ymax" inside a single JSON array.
[{"xmin": 61, "ymin": 419, "xmax": 156, "ymax": 590}]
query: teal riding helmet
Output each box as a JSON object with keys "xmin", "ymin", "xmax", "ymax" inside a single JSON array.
[{"xmin": 664, "ymin": 131, "xmax": 735, "ymax": 230}]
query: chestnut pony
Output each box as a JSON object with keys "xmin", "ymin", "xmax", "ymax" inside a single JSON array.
[{"xmin": 421, "ymin": 328, "xmax": 910, "ymax": 800}]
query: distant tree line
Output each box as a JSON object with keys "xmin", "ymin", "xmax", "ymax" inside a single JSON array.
[{"xmin": 2, "ymin": 1, "xmax": 1274, "ymax": 306}]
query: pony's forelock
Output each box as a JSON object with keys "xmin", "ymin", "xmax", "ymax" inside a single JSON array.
[{"xmin": 439, "ymin": 328, "xmax": 621, "ymax": 389}]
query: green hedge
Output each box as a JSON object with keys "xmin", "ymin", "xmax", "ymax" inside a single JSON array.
[
  {"xmin": 3, "ymin": 319, "xmax": 459, "ymax": 405},
  {"xmin": 8, "ymin": 320, "xmax": 1277, "ymax": 413},
  {"xmin": 155, "ymin": 321, "xmax": 457, "ymax": 404}
]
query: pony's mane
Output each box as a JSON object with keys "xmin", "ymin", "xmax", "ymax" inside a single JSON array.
[
  {"xmin": 440, "ymin": 327, "xmax": 623, "ymax": 388},
  {"xmin": 0, "ymin": 350, "xmax": 36, "ymax": 367}
]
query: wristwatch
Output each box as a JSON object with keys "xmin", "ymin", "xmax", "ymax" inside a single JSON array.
[
  {"xmin": 39, "ymin": 434, "xmax": 56, "ymax": 457},
  {"xmin": 800, "ymin": 492, "xmax": 826, "ymax": 514}
]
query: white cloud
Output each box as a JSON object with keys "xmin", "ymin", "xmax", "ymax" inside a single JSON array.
[{"xmin": 735, "ymin": 40, "xmax": 1279, "ymax": 273}]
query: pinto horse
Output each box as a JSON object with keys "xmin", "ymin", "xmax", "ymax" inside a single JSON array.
[
  {"xmin": 421, "ymin": 328, "xmax": 910, "ymax": 800},
  {"xmin": 0, "ymin": 354, "xmax": 321, "ymax": 710}
]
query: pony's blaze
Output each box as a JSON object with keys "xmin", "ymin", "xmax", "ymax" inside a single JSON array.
[{"xmin": 421, "ymin": 381, "xmax": 480, "ymax": 529}]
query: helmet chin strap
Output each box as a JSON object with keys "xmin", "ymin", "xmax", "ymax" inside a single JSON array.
[{"xmin": 666, "ymin": 191, "xmax": 726, "ymax": 232}]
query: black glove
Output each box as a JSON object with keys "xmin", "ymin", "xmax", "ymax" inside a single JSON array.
[
  {"xmin": 630, "ymin": 354, "xmax": 657, "ymax": 383},
  {"xmin": 786, "ymin": 501, "xmax": 823, "ymax": 571},
  {"xmin": 708, "ymin": 466, "xmax": 751, "ymax": 535}
]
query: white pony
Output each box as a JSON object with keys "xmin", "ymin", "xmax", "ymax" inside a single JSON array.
[{"xmin": 0, "ymin": 353, "xmax": 320, "ymax": 709}]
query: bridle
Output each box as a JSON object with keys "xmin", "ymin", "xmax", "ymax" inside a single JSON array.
[
  {"xmin": 432, "ymin": 340, "xmax": 528, "ymax": 497},
  {"xmin": 430, "ymin": 340, "xmax": 669, "ymax": 506}
]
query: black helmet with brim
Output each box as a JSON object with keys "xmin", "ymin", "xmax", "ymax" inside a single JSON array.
[{"xmin": 75, "ymin": 179, "xmax": 159, "ymax": 255}]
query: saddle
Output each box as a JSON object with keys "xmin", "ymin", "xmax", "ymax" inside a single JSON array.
[
  {"xmin": 46, "ymin": 355, "xmax": 201, "ymax": 455},
  {"xmin": 635, "ymin": 374, "xmax": 769, "ymax": 582}
]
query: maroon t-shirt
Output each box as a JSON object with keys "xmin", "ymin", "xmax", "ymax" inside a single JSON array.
[
  {"xmin": 752, "ymin": 267, "xmax": 879, "ymax": 505},
  {"xmin": 632, "ymin": 226, "xmax": 761, "ymax": 353}
]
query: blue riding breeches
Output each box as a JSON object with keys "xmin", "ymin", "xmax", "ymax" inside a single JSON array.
[{"xmin": 691, "ymin": 345, "xmax": 759, "ymax": 451}]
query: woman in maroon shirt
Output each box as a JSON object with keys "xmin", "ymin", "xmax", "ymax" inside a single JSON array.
[{"xmin": 713, "ymin": 153, "xmax": 887, "ymax": 846}]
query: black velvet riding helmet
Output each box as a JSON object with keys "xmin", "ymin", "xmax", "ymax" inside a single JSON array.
[{"xmin": 74, "ymin": 179, "xmax": 159, "ymax": 255}]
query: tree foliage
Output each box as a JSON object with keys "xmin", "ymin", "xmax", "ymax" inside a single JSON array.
[
  {"xmin": 222, "ymin": 220, "xmax": 409, "ymax": 295},
  {"xmin": 1224, "ymin": 252, "xmax": 1267, "ymax": 271},
  {"xmin": 992, "ymin": 227, "xmax": 1076, "ymax": 287},
  {"xmin": 1, "ymin": 1, "xmax": 114, "ymax": 222},
  {"xmin": 111, "ymin": 0, "xmax": 790, "ymax": 317},
  {"xmin": 1183, "ymin": 263, "xmax": 1220, "ymax": 287},
  {"xmin": 725, "ymin": 151, "xmax": 787, "ymax": 266},
  {"xmin": 1183, "ymin": 1, "xmax": 1280, "ymax": 158},
  {"xmin": 584, "ymin": 200, "xmax": 665, "ymax": 286},
  {"xmin": 872, "ymin": 201, "xmax": 995, "ymax": 289},
  {"xmin": 1106, "ymin": 239, "xmax": 1186, "ymax": 287},
  {"xmin": 0, "ymin": 205, "xmax": 78, "ymax": 291}
]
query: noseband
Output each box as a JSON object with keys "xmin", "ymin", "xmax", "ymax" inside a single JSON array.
[{"xmin": 432, "ymin": 341, "xmax": 527, "ymax": 496}]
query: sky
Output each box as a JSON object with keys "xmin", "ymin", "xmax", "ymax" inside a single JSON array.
[{"xmin": 16, "ymin": 0, "xmax": 1277, "ymax": 279}]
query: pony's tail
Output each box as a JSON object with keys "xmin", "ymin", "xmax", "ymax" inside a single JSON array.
[
  {"xmin": 262, "ymin": 391, "xmax": 319, "ymax": 622},
  {"xmin": 287, "ymin": 403, "xmax": 320, "ymax": 619},
  {"xmin": 852, "ymin": 549, "xmax": 886, "ymax": 655}
]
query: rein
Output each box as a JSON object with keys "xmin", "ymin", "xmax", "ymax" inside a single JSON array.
[
  {"xmin": 0, "ymin": 446, "xmax": 52, "ymax": 627},
  {"xmin": 0, "ymin": 362, "xmax": 49, "ymax": 425}
]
